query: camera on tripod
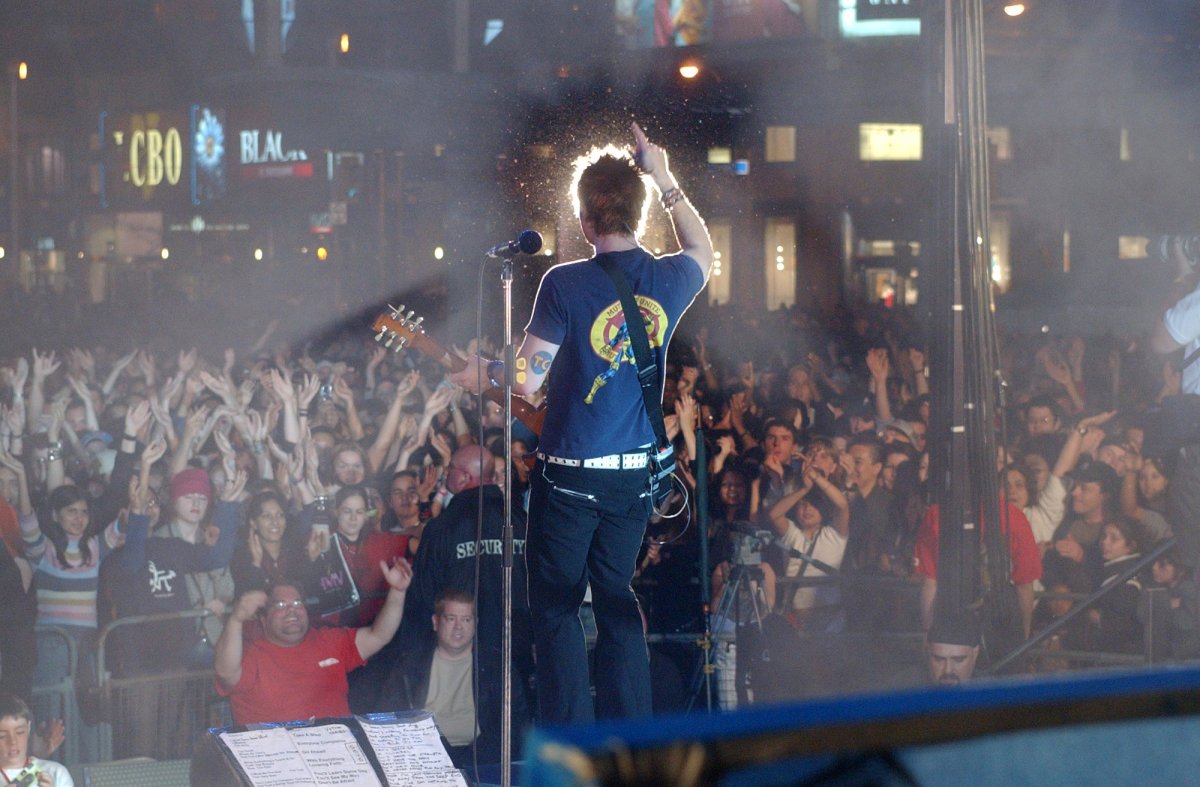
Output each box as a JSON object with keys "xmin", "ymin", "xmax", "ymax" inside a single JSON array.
[
  {"xmin": 1148, "ymin": 235, "xmax": 1200, "ymax": 271},
  {"xmin": 730, "ymin": 523, "xmax": 774, "ymax": 567}
]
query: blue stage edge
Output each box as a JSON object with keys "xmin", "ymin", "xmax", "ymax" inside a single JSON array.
[{"xmin": 521, "ymin": 665, "xmax": 1200, "ymax": 785}]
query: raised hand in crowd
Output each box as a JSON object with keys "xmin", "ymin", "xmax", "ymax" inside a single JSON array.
[
  {"xmin": 676, "ymin": 390, "xmax": 698, "ymax": 461},
  {"xmin": 135, "ymin": 349, "xmax": 157, "ymax": 387},
  {"xmin": 297, "ymin": 372, "xmax": 320, "ymax": 413},
  {"xmin": 102, "ymin": 349, "xmax": 138, "ymax": 397},
  {"xmin": 0, "ymin": 439, "xmax": 31, "ymax": 515},
  {"xmin": 197, "ymin": 369, "xmax": 234, "ymax": 408},
  {"xmin": 29, "ymin": 348, "xmax": 61, "ymax": 433},
  {"xmin": 124, "ymin": 399, "xmax": 153, "ymax": 444},
  {"xmin": 1038, "ymin": 345, "xmax": 1085, "ymax": 413},
  {"xmin": 710, "ymin": 433, "xmax": 737, "ymax": 477},
  {"xmin": 332, "ymin": 375, "xmax": 364, "ymax": 440},
  {"xmin": 3, "ymin": 356, "xmax": 29, "ymax": 399}
]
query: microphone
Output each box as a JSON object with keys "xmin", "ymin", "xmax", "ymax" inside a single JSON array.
[{"xmin": 487, "ymin": 229, "xmax": 543, "ymax": 258}]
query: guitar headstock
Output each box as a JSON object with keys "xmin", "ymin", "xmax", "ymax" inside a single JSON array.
[
  {"xmin": 371, "ymin": 306, "xmax": 467, "ymax": 373},
  {"xmin": 372, "ymin": 304, "xmax": 427, "ymax": 353}
]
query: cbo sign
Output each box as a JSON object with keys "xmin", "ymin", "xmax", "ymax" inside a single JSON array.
[
  {"xmin": 129, "ymin": 127, "xmax": 183, "ymax": 188},
  {"xmin": 103, "ymin": 110, "xmax": 190, "ymax": 206}
]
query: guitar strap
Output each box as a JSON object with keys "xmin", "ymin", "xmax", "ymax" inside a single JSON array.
[{"xmin": 594, "ymin": 254, "xmax": 670, "ymax": 454}]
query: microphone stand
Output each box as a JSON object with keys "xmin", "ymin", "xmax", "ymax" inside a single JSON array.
[{"xmin": 499, "ymin": 256, "xmax": 515, "ymax": 787}]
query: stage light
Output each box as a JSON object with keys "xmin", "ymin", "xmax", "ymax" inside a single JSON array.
[
  {"xmin": 679, "ymin": 61, "xmax": 700, "ymax": 80},
  {"xmin": 1003, "ymin": 4, "xmax": 1025, "ymax": 17},
  {"xmin": 434, "ymin": 246, "xmax": 444, "ymax": 260},
  {"xmin": 316, "ymin": 246, "xmax": 328, "ymax": 261},
  {"xmin": 160, "ymin": 248, "xmax": 169, "ymax": 260},
  {"xmin": 340, "ymin": 33, "xmax": 350, "ymax": 53},
  {"xmin": 17, "ymin": 62, "xmax": 27, "ymax": 80},
  {"xmin": 254, "ymin": 248, "xmax": 264, "ymax": 261}
]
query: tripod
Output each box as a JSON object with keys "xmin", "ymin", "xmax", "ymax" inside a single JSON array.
[{"xmin": 686, "ymin": 562, "xmax": 771, "ymax": 711}]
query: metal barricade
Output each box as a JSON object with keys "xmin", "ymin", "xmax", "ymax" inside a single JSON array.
[
  {"xmin": 31, "ymin": 625, "xmax": 76, "ymax": 729},
  {"xmin": 95, "ymin": 609, "xmax": 230, "ymax": 761},
  {"xmin": 30, "ymin": 625, "xmax": 106, "ymax": 764}
]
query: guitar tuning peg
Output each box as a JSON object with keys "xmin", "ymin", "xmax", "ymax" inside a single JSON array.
[
  {"xmin": 389, "ymin": 303, "xmax": 405, "ymax": 318},
  {"xmin": 384, "ymin": 334, "xmax": 395, "ymax": 348},
  {"xmin": 373, "ymin": 328, "xmax": 387, "ymax": 342},
  {"xmin": 412, "ymin": 316, "xmax": 425, "ymax": 328},
  {"xmin": 404, "ymin": 310, "xmax": 416, "ymax": 325}
]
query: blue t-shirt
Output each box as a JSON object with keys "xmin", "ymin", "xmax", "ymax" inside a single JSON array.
[{"xmin": 525, "ymin": 248, "xmax": 706, "ymax": 458}]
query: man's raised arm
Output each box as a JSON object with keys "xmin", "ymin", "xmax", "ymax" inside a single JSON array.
[{"xmin": 631, "ymin": 122, "xmax": 713, "ymax": 279}]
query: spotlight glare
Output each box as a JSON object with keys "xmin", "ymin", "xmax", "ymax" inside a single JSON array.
[
  {"xmin": 1003, "ymin": 3, "xmax": 1025, "ymax": 17},
  {"xmin": 679, "ymin": 63, "xmax": 700, "ymax": 79}
]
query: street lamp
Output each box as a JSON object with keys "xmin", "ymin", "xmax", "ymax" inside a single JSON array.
[{"xmin": 9, "ymin": 61, "xmax": 26, "ymax": 281}]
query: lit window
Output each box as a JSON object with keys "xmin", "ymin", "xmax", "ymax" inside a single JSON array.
[
  {"xmin": 987, "ymin": 127, "xmax": 1012, "ymax": 161},
  {"xmin": 484, "ymin": 19, "xmax": 504, "ymax": 46},
  {"xmin": 765, "ymin": 218, "xmax": 795, "ymax": 309},
  {"xmin": 708, "ymin": 221, "xmax": 732, "ymax": 305},
  {"xmin": 990, "ymin": 211, "xmax": 1011, "ymax": 293},
  {"xmin": 765, "ymin": 126, "xmax": 796, "ymax": 163},
  {"xmin": 707, "ymin": 147, "xmax": 732, "ymax": 165},
  {"xmin": 859, "ymin": 123, "xmax": 922, "ymax": 161},
  {"xmin": 1118, "ymin": 235, "xmax": 1150, "ymax": 260}
]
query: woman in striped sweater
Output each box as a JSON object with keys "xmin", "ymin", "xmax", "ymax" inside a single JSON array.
[
  {"xmin": 23, "ymin": 485, "xmax": 124, "ymax": 631},
  {"xmin": 20, "ymin": 483, "xmax": 128, "ymax": 764}
]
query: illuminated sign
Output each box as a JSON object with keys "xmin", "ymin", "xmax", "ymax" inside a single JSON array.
[
  {"xmin": 101, "ymin": 107, "xmax": 318, "ymax": 206},
  {"xmin": 616, "ymin": 0, "xmax": 812, "ymax": 49},
  {"xmin": 129, "ymin": 127, "xmax": 183, "ymax": 187},
  {"xmin": 105, "ymin": 111, "xmax": 190, "ymax": 205},
  {"xmin": 239, "ymin": 129, "xmax": 313, "ymax": 179},
  {"xmin": 192, "ymin": 105, "xmax": 227, "ymax": 204},
  {"xmin": 856, "ymin": 0, "xmax": 920, "ymax": 22}
]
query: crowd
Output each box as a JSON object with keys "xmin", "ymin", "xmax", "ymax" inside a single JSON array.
[{"xmin": 0, "ymin": 279, "xmax": 1196, "ymax": 766}]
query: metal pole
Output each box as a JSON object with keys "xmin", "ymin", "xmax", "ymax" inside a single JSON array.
[
  {"xmin": 694, "ymin": 429, "xmax": 712, "ymax": 711},
  {"xmin": 10, "ymin": 69, "xmax": 19, "ymax": 283},
  {"xmin": 500, "ymin": 257, "xmax": 514, "ymax": 787}
]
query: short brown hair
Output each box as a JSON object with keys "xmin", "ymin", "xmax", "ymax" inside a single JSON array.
[
  {"xmin": 0, "ymin": 693, "xmax": 32, "ymax": 724},
  {"xmin": 574, "ymin": 149, "xmax": 647, "ymax": 237},
  {"xmin": 434, "ymin": 588, "xmax": 476, "ymax": 616}
]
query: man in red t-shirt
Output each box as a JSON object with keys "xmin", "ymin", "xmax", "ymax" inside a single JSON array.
[
  {"xmin": 913, "ymin": 500, "xmax": 1041, "ymax": 638},
  {"xmin": 214, "ymin": 559, "xmax": 411, "ymax": 725}
]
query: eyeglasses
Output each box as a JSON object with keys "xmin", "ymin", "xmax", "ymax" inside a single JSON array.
[{"xmin": 268, "ymin": 600, "xmax": 306, "ymax": 611}]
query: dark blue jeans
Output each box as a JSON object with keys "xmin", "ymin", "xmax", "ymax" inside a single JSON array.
[{"xmin": 527, "ymin": 460, "xmax": 653, "ymax": 724}]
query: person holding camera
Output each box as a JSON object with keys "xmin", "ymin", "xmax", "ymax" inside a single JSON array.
[{"xmin": 0, "ymin": 694, "xmax": 71, "ymax": 787}]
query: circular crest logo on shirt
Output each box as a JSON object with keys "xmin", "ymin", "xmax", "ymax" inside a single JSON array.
[{"xmin": 589, "ymin": 296, "xmax": 669, "ymax": 363}]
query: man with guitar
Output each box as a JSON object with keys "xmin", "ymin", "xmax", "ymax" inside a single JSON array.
[{"xmin": 452, "ymin": 122, "xmax": 712, "ymax": 723}]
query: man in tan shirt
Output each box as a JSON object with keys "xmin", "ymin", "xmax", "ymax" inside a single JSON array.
[{"xmin": 424, "ymin": 590, "xmax": 478, "ymax": 755}]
